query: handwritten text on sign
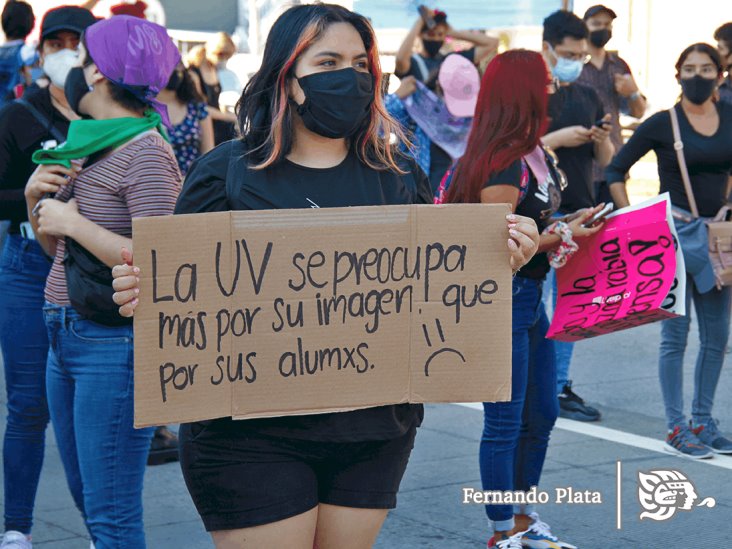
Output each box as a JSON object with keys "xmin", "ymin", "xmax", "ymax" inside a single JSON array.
[
  {"xmin": 547, "ymin": 199, "xmax": 679, "ymax": 342},
  {"xmin": 132, "ymin": 205, "xmax": 512, "ymax": 427}
]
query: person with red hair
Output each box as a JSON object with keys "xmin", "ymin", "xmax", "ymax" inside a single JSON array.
[{"xmin": 447, "ymin": 49, "xmax": 604, "ymax": 549}]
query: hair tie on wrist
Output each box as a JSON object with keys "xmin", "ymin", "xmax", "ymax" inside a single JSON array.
[{"xmin": 544, "ymin": 221, "xmax": 578, "ymax": 269}]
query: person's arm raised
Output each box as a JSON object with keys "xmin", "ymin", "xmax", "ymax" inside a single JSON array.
[
  {"xmin": 395, "ymin": 17, "xmax": 423, "ymax": 77},
  {"xmin": 447, "ymin": 26, "xmax": 498, "ymax": 49}
]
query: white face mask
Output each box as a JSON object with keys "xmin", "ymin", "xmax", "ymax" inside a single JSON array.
[{"xmin": 43, "ymin": 49, "xmax": 79, "ymax": 88}]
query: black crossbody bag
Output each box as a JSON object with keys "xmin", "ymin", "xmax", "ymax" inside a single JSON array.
[
  {"xmin": 63, "ymin": 175, "xmax": 132, "ymax": 327},
  {"xmin": 64, "ymin": 237, "xmax": 131, "ymax": 326}
]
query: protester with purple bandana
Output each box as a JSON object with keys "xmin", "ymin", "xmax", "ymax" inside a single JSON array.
[
  {"xmin": 23, "ymin": 16, "xmax": 181, "ymax": 548},
  {"xmin": 386, "ymin": 54, "xmax": 479, "ymax": 193}
]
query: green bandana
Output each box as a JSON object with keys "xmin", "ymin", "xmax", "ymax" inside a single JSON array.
[{"xmin": 32, "ymin": 110, "xmax": 168, "ymax": 168}]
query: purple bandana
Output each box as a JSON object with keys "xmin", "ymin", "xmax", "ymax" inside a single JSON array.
[
  {"xmin": 84, "ymin": 15, "xmax": 180, "ymax": 126},
  {"xmin": 404, "ymin": 81, "xmax": 473, "ymax": 160}
]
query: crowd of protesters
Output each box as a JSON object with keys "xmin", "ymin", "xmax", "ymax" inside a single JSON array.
[{"xmin": 0, "ymin": 1, "xmax": 730, "ymax": 548}]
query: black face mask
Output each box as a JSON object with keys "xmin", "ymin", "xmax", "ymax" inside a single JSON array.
[
  {"xmin": 294, "ymin": 68, "xmax": 374, "ymax": 139},
  {"xmin": 681, "ymin": 75, "xmax": 717, "ymax": 105},
  {"xmin": 166, "ymin": 70, "xmax": 183, "ymax": 91},
  {"xmin": 589, "ymin": 28, "xmax": 612, "ymax": 48},
  {"xmin": 422, "ymin": 39, "xmax": 443, "ymax": 57},
  {"xmin": 64, "ymin": 66, "xmax": 91, "ymax": 115}
]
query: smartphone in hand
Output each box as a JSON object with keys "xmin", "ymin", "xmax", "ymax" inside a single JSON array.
[{"xmin": 583, "ymin": 203, "xmax": 614, "ymax": 228}]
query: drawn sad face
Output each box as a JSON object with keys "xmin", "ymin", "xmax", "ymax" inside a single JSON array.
[{"xmin": 422, "ymin": 318, "xmax": 466, "ymax": 377}]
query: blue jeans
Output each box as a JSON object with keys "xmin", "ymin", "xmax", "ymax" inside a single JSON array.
[
  {"xmin": 0, "ymin": 235, "xmax": 51, "ymax": 534},
  {"xmin": 659, "ymin": 278, "xmax": 732, "ymax": 430},
  {"xmin": 44, "ymin": 304, "xmax": 154, "ymax": 549},
  {"xmin": 543, "ymin": 268, "xmax": 575, "ymax": 394},
  {"xmin": 480, "ymin": 277, "xmax": 559, "ymax": 532}
]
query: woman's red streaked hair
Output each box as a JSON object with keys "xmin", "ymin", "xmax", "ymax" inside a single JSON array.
[{"xmin": 446, "ymin": 49, "xmax": 550, "ymax": 204}]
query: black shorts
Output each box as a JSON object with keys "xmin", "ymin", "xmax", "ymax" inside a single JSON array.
[{"xmin": 179, "ymin": 419, "xmax": 417, "ymax": 531}]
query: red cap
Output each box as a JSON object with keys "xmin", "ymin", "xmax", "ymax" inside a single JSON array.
[{"xmin": 110, "ymin": 1, "xmax": 148, "ymax": 19}]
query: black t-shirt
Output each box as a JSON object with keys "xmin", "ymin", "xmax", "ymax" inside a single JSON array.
[
  {"xmin": 175, "ymin": 140, "xmax": 432, "ymax": 441},
  {"xmin": 547, "ymin": 84, "xmax": 604, "ymax": 214},
  {"xmin": 429, "ymin": 141, "xmax": 453, "ymax": 193},
  {"xmin": 482, "ymin": 154, "xmax": 562, "ymax": 279},
  {"xmin": 606, "ymin": 102, "xmax": 732, "ymax": 217},
  {"xmin": 0, "ymin": 87, "xmax": 70, "ymax": 230},
  {"xmin": 397, "ymin": 48, "xmax": 476, "ymax": 88}
]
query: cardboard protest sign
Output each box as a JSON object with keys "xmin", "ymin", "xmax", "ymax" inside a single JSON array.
[
  {"xmin": 132, "ymin": 204, "xmax": 512, "ymax": 427},
  {"xmin": 547, "ymin": 194, "xmax": 684, "ymax": 342}
]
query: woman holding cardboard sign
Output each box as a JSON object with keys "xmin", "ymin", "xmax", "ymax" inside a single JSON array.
[
  {"xmin": 445, "ymin": 50, "xmax": 605, "ymax": 549},
  {"xmin": 111, "ymin": 4, "xmax": 539, "ymax": 548},
  {"xmin": 607, "ymin": 43, "xmax": 732, "ymax": 459}
]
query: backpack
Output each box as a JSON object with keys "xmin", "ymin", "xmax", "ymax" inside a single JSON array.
[{"xmin": 0, "ymin": 43, "xmax": 25, "ymax": 106}]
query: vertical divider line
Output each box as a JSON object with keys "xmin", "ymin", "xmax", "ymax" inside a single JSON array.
[{"xmin": 616, "ymin": 460, "xmax": 622, "ymax": 530}]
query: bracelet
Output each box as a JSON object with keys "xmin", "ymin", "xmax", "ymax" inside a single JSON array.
[
  {"xmin": 544, "ymin": 221, "xmax": 578, "ymax": 269},
  {"xmin": 629, "ymin": 91, "xmax": 641, "ymax": 102}
]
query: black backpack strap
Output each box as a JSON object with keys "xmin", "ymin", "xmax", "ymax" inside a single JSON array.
[{"xmin": 16, "ymin": 97, "xmax": 65, "ymax": 144}]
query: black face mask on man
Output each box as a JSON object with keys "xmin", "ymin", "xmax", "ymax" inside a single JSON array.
[
  {"xmin": 422, "ymin": 39, "xmax": 443, "ymax": 58},
  {"xmin": 589, "ymin": 28, "xmax": 612, "ymax": 48},
  {"xmin": 64, "ymin": 66, "xmax": 92, "ymax": 115},
  {"xmin": 680, "ymin": 75, "xmax": 717, "ymax": 105},
  {"xmin": 294, "ymin": 68, "xmax": 374, "ymax": 139}
]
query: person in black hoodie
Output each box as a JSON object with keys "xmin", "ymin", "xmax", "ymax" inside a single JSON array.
[{"xmin": 0, "ymin": 7, "xmax": 95, "ymax": 547}]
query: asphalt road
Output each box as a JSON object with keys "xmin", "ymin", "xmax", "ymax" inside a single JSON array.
[{"xmin": 2, "ymin": 318, "xmax": 731, "ymax": 548}]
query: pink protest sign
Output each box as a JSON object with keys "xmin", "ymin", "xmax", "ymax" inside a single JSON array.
[{"xmin": 547, "ymin": 196, "xmax": 682, "ymax": 342}]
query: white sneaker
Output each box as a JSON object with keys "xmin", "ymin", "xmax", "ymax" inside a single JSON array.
[
  {"xmin": 489, "ymin": 530, "xmax": 526, "ymax": 549},
  {"xmin": 521, "ymin": 513, "xmax": 577, "ymax": 549},
  {"xmin": 0, "ymin": 531, "xmax": 32, "ymax": 549}
]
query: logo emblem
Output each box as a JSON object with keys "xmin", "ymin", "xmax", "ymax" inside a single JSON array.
[{"xmin": 638, "ymin": 469, "xmax": 716, "ymax": 521}]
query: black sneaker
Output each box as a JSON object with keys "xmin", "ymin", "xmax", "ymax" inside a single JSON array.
[
  {"xmin": 147, "ymin": 426, "xmax": 179, "ymax": 466},
  {"xmin": 558, "ymin": 381, "xmax": 601, "ymax": 422}
]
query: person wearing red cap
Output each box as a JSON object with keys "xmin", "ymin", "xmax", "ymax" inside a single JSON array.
[
  {"xmin": 110, "ymin": 1, "xmax": 148, "ymax": 19},
  {"xmin": 0, "ymin": 6, "xmax": 97, "ymax": 549},
  {"xmin": 23, "ymin": 15, "xmax": 181, "ymax": 548}
]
